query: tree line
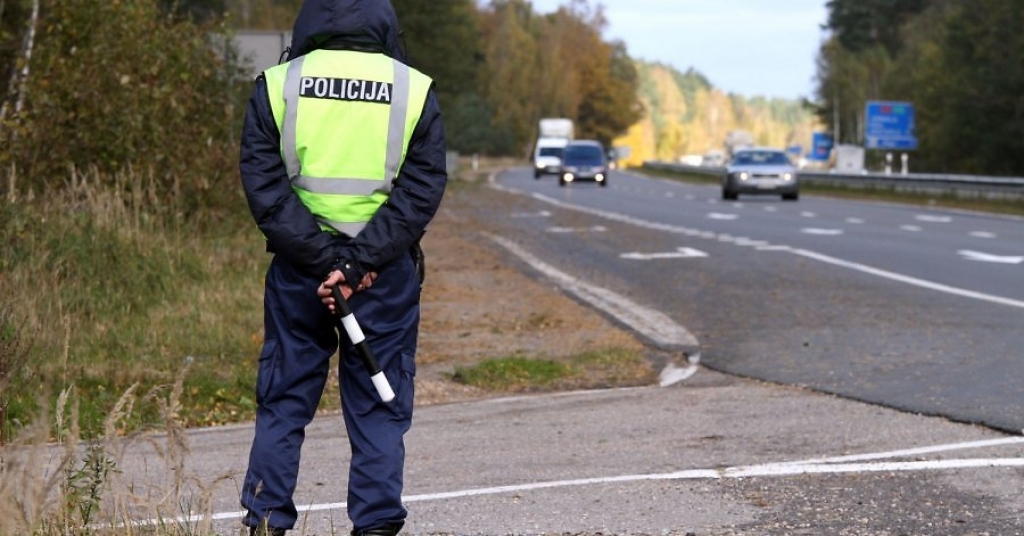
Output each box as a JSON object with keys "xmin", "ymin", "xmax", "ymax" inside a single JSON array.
[
  {"xmin": 0, "ymin": 0, "xmax": 643, "ymax": 206},
  {"xmin": 618, "ymin": 62, "xmax": 816, "ymax": 167},
  {"xmin": 813, "ymin": 0, "xmax": 1023, "ymax": 176}
]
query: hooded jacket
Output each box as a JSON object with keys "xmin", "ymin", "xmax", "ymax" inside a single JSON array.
[{"xmin": 240, "ymin": 0, "xmax": 447, "ymax": 282}]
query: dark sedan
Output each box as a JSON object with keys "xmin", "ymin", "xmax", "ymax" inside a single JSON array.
[{"xmin": 559, "ymin": 140, "xmax": 609, "ymax": 187}]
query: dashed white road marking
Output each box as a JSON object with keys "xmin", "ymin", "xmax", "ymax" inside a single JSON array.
[
  {"xmin": 800, "ymin": 211, "xmax": 816, "ymax": 218},
  {"xmin": 971, "ymin": 231, "xmax": 997, "ymax": 239},
  {"xmin": 959, "ymin": 250, "xmax": 1024, "ymax": 264},
  {"xmin": 846, "ymin": 217, "xmax": 864, "ymax": 224},
  {"xmin": 506, "ymin": 190, "xmax": 1024, "ymax": 310},
  {"xmin": 547, "ymin": 225, "xmax": 607, "ymax": 233},
  {"xmin": 511, "ymin": 210, "xmax": 551, "ymax": 218},
  {"xmin": 708, "ymin": 212, "xmax": 738, "ymax": 220},
  {"xmin": 620, "ymin": 247, "xmax": 708, "ymax": 260},
  {"xmin": 763, "ymin": 206, "xmax": 777, "ymax": 212},
  {"xmin": 801, "ymin": 228, "xmax": 844, "ymax": 236},
  {"xmin": 901, "ymin": 225, "xmax": 923, "ymax": 232},
  {"xmin": 916, "ymin": 214, "xmax": 953, "ymax": 223}
]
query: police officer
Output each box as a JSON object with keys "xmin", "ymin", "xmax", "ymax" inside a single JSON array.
[{"xmin": 237, "ymin": 0, "xmax": 447, "ymax": 534}]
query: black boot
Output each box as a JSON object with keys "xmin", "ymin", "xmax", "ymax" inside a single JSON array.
[
  {"xmin": 351, "ymin": 522, "xmax": 403, "ymax": 536},
  {"xmin": 249, "ymin": 520, "xmax": 287, "ymax": 536}
]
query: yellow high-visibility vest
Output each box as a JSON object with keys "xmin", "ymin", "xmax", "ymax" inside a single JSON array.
[{"xmin": 264, "ymin": 49, "xmax": 432, "ymax": 237}]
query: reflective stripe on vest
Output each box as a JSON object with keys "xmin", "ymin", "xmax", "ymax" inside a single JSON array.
[{"xmin": 264, "ymin": 50, "xmax": 431, "ymax": 237}]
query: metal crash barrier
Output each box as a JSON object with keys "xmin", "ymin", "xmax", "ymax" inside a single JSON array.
[{"xmin": 642, "ymin": 161, "xmax": 1024, "ymax": 201}]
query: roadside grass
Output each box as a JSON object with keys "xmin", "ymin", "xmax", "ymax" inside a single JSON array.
[
  {"xmin": 0, "ymin": 167, "xmax": 279, "ymax": 439},
  {"xmin": 0, "ymin": 368, "xmax": 232, "ymax": 536},
  {"xmin": 641, "ymin": 166, "xmax": 1024, "ymax": 217},
  {"xmin": 451, "ymin": 346, "xmax": 654, "ymax": 393}
]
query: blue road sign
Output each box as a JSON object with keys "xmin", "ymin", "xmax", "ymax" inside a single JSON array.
[
  {"xmin": 810, "ymin": 132, "xmax": 833, "ymax": 161},
  {"xmin": 865, "ymin": 101, "xmax": 918, "ymax": 150}
]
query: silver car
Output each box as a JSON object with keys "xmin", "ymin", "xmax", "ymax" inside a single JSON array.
[{"xmin": 722, "ymin": 148, "xmax": 799, "ymax": 201}]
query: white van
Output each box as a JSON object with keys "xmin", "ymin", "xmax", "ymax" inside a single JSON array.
[{"xmin": 533, "ymin": 137, "xmax": 570, "ymax": 179}]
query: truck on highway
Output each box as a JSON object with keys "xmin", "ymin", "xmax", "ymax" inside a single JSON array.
[
  {"xmin": 533, "ymin": 118, "xmax": 575, "ymax": 179},
  {"xmin": 724, "ymin": 130, "xmax": 755, "ymax": 160}
]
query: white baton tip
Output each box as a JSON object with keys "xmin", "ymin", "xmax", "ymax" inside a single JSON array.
[{"xmin": 370, "ymin": 372, "xmax": 396, "ymax": 403}]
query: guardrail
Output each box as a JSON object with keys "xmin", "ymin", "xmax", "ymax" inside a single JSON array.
[{"xmin": 642, "ymin": 161, "xmax": 1024, "ymax": 201}]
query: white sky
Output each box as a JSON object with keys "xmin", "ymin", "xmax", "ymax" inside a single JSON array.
[{"xmin": 529, "ymin": 0, "xmax": 830, "ymax": 101}]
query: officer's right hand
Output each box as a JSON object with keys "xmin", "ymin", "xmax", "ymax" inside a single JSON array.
[{"xmin": 318, "ymin": 270, "xmax": 351, "ymax": 313}]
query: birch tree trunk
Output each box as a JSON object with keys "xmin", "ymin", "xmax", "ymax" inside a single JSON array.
[{"xmin": 0, "ymin": 0, "xmax": 39, "ymax": 124}]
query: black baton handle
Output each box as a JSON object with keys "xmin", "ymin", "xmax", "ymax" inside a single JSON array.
[{"xmin": 330, "ymin": 284, "xmax": 396, "ymax": 403}]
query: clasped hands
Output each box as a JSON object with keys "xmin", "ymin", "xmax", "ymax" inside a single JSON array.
[{"xmin": 317, "ymin": 270, "xmax": 378, "ymax": 314}]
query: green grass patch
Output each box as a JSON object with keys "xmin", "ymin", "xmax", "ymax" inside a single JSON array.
[
  {"xmin": 452, "ymin": 354, "xmax": 573, "ymax": 391},
  {"xmin": 0, "ymin": 175, "xmax": 269, "ymax": 438},
  {"xmin": 452, "ymin": 347, "xmax": 653, "ymax": 393}
]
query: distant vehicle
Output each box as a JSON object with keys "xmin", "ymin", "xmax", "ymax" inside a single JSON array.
[
  {"xmin": 559, "ymin": 140, "xmax": 609, "ymax": 188},
  {"xmin": 722, "ymin": 147, "xmax": 799, "ymax": 201},
  {"xmin": 701, "ymin": 150, "xmax": 725, "ymax": 168},
  {"xmin": 724, "ymin": 130, "xmax": 755, "ymax": 159},
  {"xmin": 533, "ymin": 118, "xmax": 574, "ymax": 179}
]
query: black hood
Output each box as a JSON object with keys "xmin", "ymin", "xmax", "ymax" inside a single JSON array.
[{"xmin": 286, "ymin": 0, "xmax": 404, "ymax": 62}]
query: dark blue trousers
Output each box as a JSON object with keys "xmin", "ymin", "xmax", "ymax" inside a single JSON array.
[{"xmin": 241, "ymin": 253, "xmax": 418, "ymax": 531}]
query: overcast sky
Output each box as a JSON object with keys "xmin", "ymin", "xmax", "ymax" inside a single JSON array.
[{"xmin": 529, "ymin": 0, "xmax": 830, "ymax": 101}]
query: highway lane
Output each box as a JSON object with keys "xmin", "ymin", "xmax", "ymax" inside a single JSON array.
[{"xmin": 488, "ymin": 167, "xmax": 1024, "ymax": 432}]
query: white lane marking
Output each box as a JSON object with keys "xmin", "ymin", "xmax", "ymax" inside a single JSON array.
[
  {"xmin": 764, "ymin": 206, "xmax": 777, "ymax": 212},
  {"xmin": 801, "ymin": 228, "xmax": 844, "ymax": 236},
  {"xmin": 959, "ymin": 250, "xmax": 1024, "ymax": 264},
  {"xmin": 791, "ymin": 248, "xmax": 1024, "ymax": 309},
  {"xmin": 800, "ymin": 211, "xmax": 817, "ymax": 218},
  {"xmin": 901, "ymin": 225, "xmax": 923, "ymax": 232},
  {"xmin": 547, "ymin": 225, "xmax": 607, "ymax": 233},
  {"xmin": 970, "ymin": 231, "xmax": 997, "ymax": 239},
  {"xmin": 153, "ymin": 437, "xmax": 1024, "ymax": 526},
  {"xmin": 489, "ymin": 234, "xmax": 699, "ymax": 349},
  {"xmin": 917, "ymin": 214, "xmax": 953, "ymax": 223},
  {"xmin": 778, "ymin": 436, "xmax": 1024, "ymax": 466},
  {"xmin": 665, "ymin": 191, "xmax": 675, "ymax": 198},
  {"xmin": 520, "ymin": 192, "xmax": 1024, "ymax": 310},
  {"xmin": 846, "ymin": 217, "xmax": 864, "ymax": 224},
  {"xmin": 511, "ymin": 210, "xmax": 551, "ymax": 218},
  {"xmin": 708, "ymin": 212, "xmax": 738, "ymax": 220},
  {"xmin": 620, "ymin": 247, "xmax": 708, "ymax": 260}
]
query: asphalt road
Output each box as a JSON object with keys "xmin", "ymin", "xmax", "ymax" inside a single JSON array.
[
  {"xmin": 77, "ymin": 167, "xmax": 1024, "ymax": 535},
  {"xmin": 487, "ymin": 167, "xmax": 1024, "ymax": 433}
]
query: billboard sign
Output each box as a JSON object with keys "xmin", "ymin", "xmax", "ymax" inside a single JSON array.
[
  {"xmin": 865, "ymin": 101, "xmax": 918, "ymax": 150},
  {"xmin": 809, "ymin": 132, "xmax": 833, "ymax": 161}
]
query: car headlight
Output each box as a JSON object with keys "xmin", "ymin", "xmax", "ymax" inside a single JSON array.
[
  {"xmin": 738, "ymin": 172, "xmax": 749, "ymax": 181},
  {"xmin": 782, "ymin": 172, "xmax": 793, "ymax": 181},
  {"xmin": 595, "ymin": 173, "xmax": 605, "ymax": 182},
  {"xmin": 563, "ymin": 173, "xmax": 574, "ymax": 182}
]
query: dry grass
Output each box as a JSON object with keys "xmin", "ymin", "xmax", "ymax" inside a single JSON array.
[{"xmin": 0, "ymin": 366, "xmax": 233, "ymax": 536}]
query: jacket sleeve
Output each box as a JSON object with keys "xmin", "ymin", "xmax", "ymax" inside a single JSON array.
[
  {"xmin": 338, "ymin": 88, "xmax": 448, "ymax": 273},
  {"xmin": 238, "ymin": 74, "xmax": 343, "ymax": 277}
]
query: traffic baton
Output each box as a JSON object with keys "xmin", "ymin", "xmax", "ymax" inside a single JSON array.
[{"xmin": 330, "ymin": 284, "xmax": 396, "ymax": 403}]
